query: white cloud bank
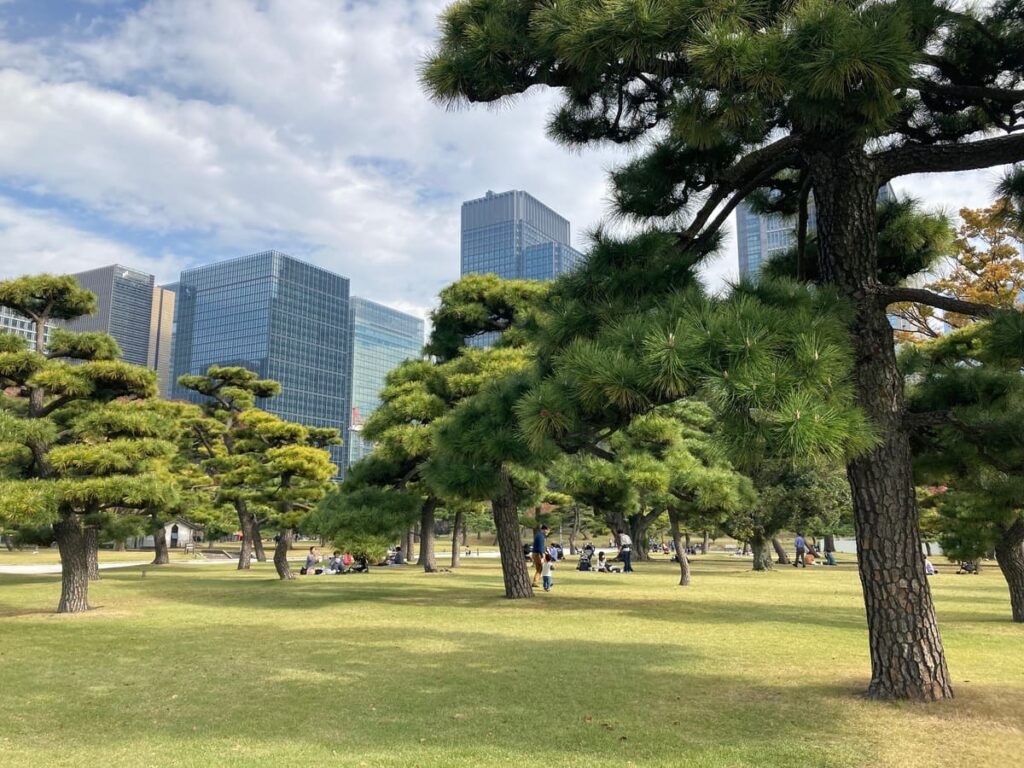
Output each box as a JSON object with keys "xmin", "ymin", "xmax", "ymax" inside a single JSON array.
[{"xmin": 0, "ymin": 0, "xmax": 1008, "ymax": 318}]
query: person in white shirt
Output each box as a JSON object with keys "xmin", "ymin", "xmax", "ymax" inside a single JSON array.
[{"xmin": 617, "ymin": 529, "xmax": 634, "ymax": 572}]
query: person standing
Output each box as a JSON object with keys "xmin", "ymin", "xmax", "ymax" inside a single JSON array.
[
  {"xmin": 531, "ymin": 525, "xmax": 548, "ymax": 587},
  {"xmin": 617, "ymin": 529, "xmax": 634, "ymax": 573},
  {"xmin": 793, "ymin": 533, "xmax": 806, "ymax": 568},
  {"xmin": 542, "ymin": 553, "xmax": 554, "ymax": 592}
]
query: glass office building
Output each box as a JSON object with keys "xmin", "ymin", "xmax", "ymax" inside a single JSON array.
[
  {"xmin": 461, "ymin": 190, "xmax": 585, "ymax": 280},
  {"xmin": 346, "ymin": 298, "xmax": 424, "ymax": 467},
  {"xmin": 171, "ymin": 251, "xmax": 352, "ymax": 471},
  {"xmin": 68, "ymin": 265, "xmax": 156, "ymax": 366},
  {"xmin": 0, "ymin": 306, "xmax": 57, "ymax": 348},
  {"xmin": 736, "ymin": 184, "xmax": 896, "ymax": 278}
]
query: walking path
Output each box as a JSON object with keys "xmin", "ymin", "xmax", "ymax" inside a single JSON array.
[{"xmin": 0, "ymin": 559, "xmax": 238, "ymax": 575}]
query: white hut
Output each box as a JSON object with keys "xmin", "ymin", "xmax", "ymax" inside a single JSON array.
[{"xmin": 127, "ymin": 518, "xmax": 203, "ymax": 550}]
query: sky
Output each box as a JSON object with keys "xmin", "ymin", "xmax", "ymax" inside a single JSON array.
[{"xmin": 0, "ymin": 0, "xmax": 1010, "ymax": 320}]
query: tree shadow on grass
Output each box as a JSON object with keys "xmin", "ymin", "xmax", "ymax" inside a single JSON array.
[{"xmin": 0, "ymin": 621, "xmax": 884, "ymax": 767}]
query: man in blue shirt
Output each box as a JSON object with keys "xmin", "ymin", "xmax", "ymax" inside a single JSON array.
[
  {"xmin": 793, "ymin": 533, "xmax": 807, "ymax": 568},
  {"xmin": 531, "ymin": 525, "xmax": 548, "ymax": 587}
]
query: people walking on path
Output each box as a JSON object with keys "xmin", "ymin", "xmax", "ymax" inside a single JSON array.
[
  {"xmin": 617, "ymin": 529, "xmax": 634, "ymax": 572},
  {"xmin": 531, "ymin": 525, "xmax": 548, "ymax": 587},
  {"xmin": 793, "ymin": 533, "xmax": 806, "ymax": 568}
]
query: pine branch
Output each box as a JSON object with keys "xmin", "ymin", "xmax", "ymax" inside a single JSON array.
[
  {"xmin": 878, "ymin": 286, "xmax": 1002, "ymax": 318},
  {"xmin": 877, "ymin": 133, "xmax": 1024, "ymax": 180},
  {"xmin": 679, "ymin": 135, "xmax": 802, "ymax": 246},
  {"xmin": 913, "ymin": 77, "xmax": 1024, "ymax": 105}
]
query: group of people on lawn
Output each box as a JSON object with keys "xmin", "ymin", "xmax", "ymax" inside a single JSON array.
[{"xmin": 531, "ymin": 525, "xmax": 635, "ymax": 591}]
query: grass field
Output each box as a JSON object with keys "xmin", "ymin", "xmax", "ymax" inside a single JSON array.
[{"xmin": 0, "ymin": 555, "xmax": 1021, "ymax": 767}]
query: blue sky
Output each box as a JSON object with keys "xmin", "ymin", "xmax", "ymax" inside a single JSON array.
[{"xmin": 0, "ymin": 0, "xmax": 1007, "ymax": 318}]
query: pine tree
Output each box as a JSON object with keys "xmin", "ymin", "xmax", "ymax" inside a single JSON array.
[
  {"xmin": 0, "ymin": 275, "xmax": 176, "ymax": 612},
  {"xmin": 229, "ymin": 410, "xmax": 339, "ymax": 580},
  {"xmin": 176, "ymin": 366, "xmax": 282, "ymax": 569},
  {"xmin": 904, "ymin": 315, "xmax": 1024, "ymax": 621},
  {"xmin": 422, "ymin": 0, "xmax": 1024, "ymax": 700}
]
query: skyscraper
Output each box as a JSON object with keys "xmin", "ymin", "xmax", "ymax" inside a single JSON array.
[
  {"xmin": 148, "ymin": 284, "xmax": 177, "ymax": 396},
  {"xmin": 68, "ymin": 265, "xmax": 156, "ymax": 366},
  {"xmin": 736, "ymin": 184, "xmax": 896, "ymax": 278},
  {"xmin": 170, "ymin": 251, "xmax": 352, "ymax": 471},
  {"xmin": 346, "ymin": 298, "xmax": 424, "ymax": 467},
  {"xmin": 461, "ymin": 190, "xmax": 585, "ymax": 280}
]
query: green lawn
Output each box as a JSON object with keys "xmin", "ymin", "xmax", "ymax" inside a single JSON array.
[{"xmin": 0, "ymin": 555, "xmax": 1020, "ymax": 767}]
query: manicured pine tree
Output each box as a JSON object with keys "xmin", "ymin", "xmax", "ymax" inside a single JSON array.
[
  {"xmin": 228, "ymin": 409, "xmax": 339, "ymax": 580},
  {"xmin": 176, "ymin": 366, "xmax": 282, "ymax": 569},
  {"xmin": 0, "ymin": 275, "xmax": 176, "ymax": 612},
  {"xmin": 423, "ymin": 0, "xmax": 1024, "ymax": 700}
]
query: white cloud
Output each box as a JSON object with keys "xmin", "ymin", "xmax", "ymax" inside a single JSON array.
[
  {"xmin": 0, "ymin": 196, "xmax": 170, "ymax": 275},
  {"xmin": 0, "ymin": 0, "xmax": 625, "ymax": 311},
  {"xmin": 0, "ymin": 0, "xmax": 1011, "ymax": 313}
]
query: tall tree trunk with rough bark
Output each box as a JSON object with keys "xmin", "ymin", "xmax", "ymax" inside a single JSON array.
[
  {"xmin": 274, "ymin": 528, "xmax": 294, "ymax": 580},
  {"xmin": 405, "ymin": 529, "xmax": 415, "ymax": 563},
  {"xmin": 569, "ymin": 506, "xmax": 580, "ymax": 554},
  {"xmin": 669, "ymin": 509, "xmax": 691, "ymax": 586},
  {"xmin": 492, "ymin": 469, "xmax": 533, "ymax": 599},
  {"xmin": 54, "ymin": 516, "xmax": 90, "ymax": 613},
  {"xmin": 236, "ymin": 502, "xmax": 254, "ymax": 570},
  {"xmin": 152, "ymin": 523, "xmax": 169, "ymax": 565},
  {"xmin": 2, "ymin": 534, "xmax": 14, "ymax": 551},
  {"xmin": 252, "ymin": 518, "xmax": 267, "ymax": 562},
  {"xmin": 418, "ymin": 498, "xmax": 438, "ymax": 573},
  {"xmin": 751, "ymin": 536, "xmax": 773, "ymax": 572},
  {"xmin": 994, "ymin": 523, "xmax": 1024, "ymax": 623},
  {"xmin": 85, "ymin": 526, "xmax": 100, "ymax": 581},
  {"xmin": 114, "ymin": 539, "xmax": 126, "ymax": 552},
  {"xmin": 627, "ymin": 512, "xmax": 658, "ymax": 562},
  {"xmin": 451, "ymin": 507, "xmax": 463, "ymax": 568},
  {"xmin": 811, "ymin": 145, "xmax": 953, "ymax": 701},
  {"xmin": 772, "ymin": 536, "xmax": 791, "ymax": 565},
  {"xmin": 702, "ymin": 530, "xmax": 709, "ymax": 555}
]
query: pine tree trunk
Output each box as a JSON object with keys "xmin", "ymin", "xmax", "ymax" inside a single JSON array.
[
  {"xmin": 54, "ymin": 517, "xmax": 90, "ymax": 613},
  {"xmin": 419, "ymin": 498, "xmax": 438, "ymax": 573},
  {"xmin": 669, "ymin": 509, "xmax": 691, "ymax": 586},
  {"xmin": 994, "ymin": 523, "xmax": 1024, "ymax": 623},
  {"xmin": 252, "ymin": 519, "xmax": 267, "ymax": 563},
  {"xmin": 811, "ymin": 146, "xmax": 953, "ymax": 701},
  {"xmin": 236, "ymin": 503, "xmax": 254, "ymax": 570},
  {"xmin": 152, "ymin": 524, "xmax": 170, "ymax": 565},
  {"xmin": 492, "ymin": 468, "xmax": 533, "ymax": 599},
  {"xmin": 925, "ymin": 541, "xmax": 932, "ymax": 557},
  {"xmin": 684, "ymin": 532, "xmax": 691, "ymax": 553},
  {"xmin": 702, "ymin": 530, "xmax": 709, "ymax": 555},
  {"xmin": 569, "ymin": 506, "xmax": 580, "ymax": 554},
  {"xmin": 85, "ymin": 526, "xmax": 100, "ymax": 581},
  {"xmin": 114, "ymin": 539, "xmax": 126, "ymax": 552},
  {"xmin": 825, "ymin": 534, "xmax": 836, "ymax": 554},
  {"xmin": 772, "ymin": 536, "xmax": 791, "ymax": 565},
  {"xmin": 2, "ymin": 534, "xmax": 14, "ymax": 551},
  {"xmin": 751, "ymin": 536, "xmax": 773, "ymax": 572},
  {"xmin": 274, "ymin": 528, "xmax": 294, "ymax": 580},
  {"xmin": 628, "ymin": 514, "xmax": 656, "ymax": 561},
  {"xmin": 451, "ymin": 507, "xmax": 463, "ymax": 569},
  {"xmin": 406, "ymin": 529, "xmax": 415, "ymax": 563}
]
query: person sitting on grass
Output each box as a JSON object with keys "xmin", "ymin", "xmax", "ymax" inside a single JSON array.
[
  {"xmin": 924, "ymin": 558, "xmax": 937, "ymax": 576},
  {"xmin": 302, "ymin": 546, "xmax": 322, "ymax": 575},
  {"xmin": 596, "ymin": 552, "xmax": 620, "ymax": 573}
]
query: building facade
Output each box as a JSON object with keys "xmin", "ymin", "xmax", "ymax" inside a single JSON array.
[
  {"xmin": 0, "ymin": 306, "xmax": 57, "ymax": 349},
  {"xmin": 346, "ymin": 298, "xmax": 424, "ymax": 467},
  {"xmin": 68, "ymin": 265, "xmax": 156, "ymax": 366},
  {"xmin": 461, "ymin": 190, "xmax": 585, "ymax": 280},
  {"xmin": 148, "ymin": 284, "xmax": 176, "ymax": 396},
  {"xmin": 736, "ymin": 184, "xmax": 896, "ymax": 278},
  {"xmin": 171, "ymin": 251, "xmax": 352, "ymax": 471}
]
